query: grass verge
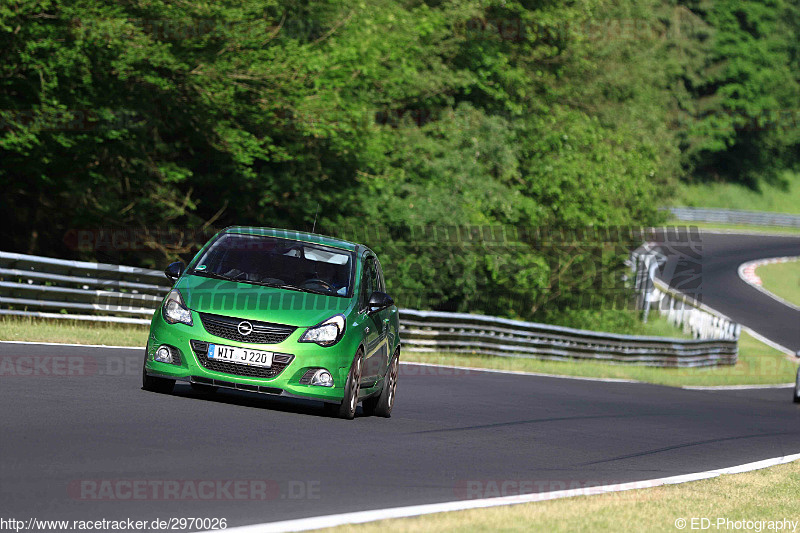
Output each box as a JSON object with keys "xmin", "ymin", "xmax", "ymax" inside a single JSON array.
[
  {"xmin": 0, "ymin": 316, "xmax": 149, "ymax": 347},
  {"xmin": 0, "ymin": 315, "xmax": 795, "ymax": 387},
  {"xmin": 672, "ymin": 171, "xmax": 800, "ymax": 215},
  {"xmin": 635, "ymin": 315, "xmax": 692, "ymax": 339},
  {"xmin": 756, "ymin": 259, "xmax": 800, "ymax": 308},
  {"xmin": 316, "ymin": 459, "xmax": 800, "ymax": 533}
]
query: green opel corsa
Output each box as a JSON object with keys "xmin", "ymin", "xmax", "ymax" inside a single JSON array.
[{"xmin": 142, "ymin": 226, "xmax": 400, "ymax": 419}]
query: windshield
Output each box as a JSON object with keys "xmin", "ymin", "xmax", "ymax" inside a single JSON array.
[{"xmin": 190, "ymin": 233, "xmax": 355, "ymax": 297}]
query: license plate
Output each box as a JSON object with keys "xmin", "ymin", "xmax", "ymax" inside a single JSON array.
[{"xmin": 207, "ymin": 344, "xmax": 273, "ymax": 368}]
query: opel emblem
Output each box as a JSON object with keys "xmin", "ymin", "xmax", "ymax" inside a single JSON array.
[{"xmin": 237, "ymin": 321, "xmax": 253, "ymax": 336}]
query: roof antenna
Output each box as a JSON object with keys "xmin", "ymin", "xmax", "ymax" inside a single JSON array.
[{"xmin": 311, "ymin": 203, "xmax": 319, "ymax": 234}]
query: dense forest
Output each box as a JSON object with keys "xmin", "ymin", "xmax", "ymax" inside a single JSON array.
[{"xmin": 1, "ymin": 0, "xmax": 798, "ymax": 324}]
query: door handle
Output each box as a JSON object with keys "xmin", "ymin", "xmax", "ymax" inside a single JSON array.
[{"xmin": 365, "ymin": 326, "xmax": 370, "ymax": 334}]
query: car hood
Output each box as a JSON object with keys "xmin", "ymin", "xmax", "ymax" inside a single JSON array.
[{"xmin": 175, "ymin": 274, "xmax": 354, "ymax": 327}]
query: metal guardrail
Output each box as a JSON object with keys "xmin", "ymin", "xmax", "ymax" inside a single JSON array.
[
  {"xmin": 0, "ymin": 251, "xmax": 737, "ymax": 367},
  {"xmin": 668, "ymin": 207, "xmax": 800, "ymax": 228},
  {"xmin": 630, "ymin": 244, "xmax": 740, "ymax": 362},
  {"xmin": 0, "ymin": 251, "xmax": 170, "ymax": 323},
  {"xmin": 400, "ymin": 310, "xmax": 737, "ymax": 367}
]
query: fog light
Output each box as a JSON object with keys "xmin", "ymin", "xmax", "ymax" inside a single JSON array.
[
  {"xmin": 310, "ymin": 369, "xmax": 334, "ymax": 387},
  {"xmin": 155, "ymin": 345, "xmax": 173, "ymax": 363}
]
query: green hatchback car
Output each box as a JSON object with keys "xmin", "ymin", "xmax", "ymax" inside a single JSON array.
[{"xmin": 142, "ymin": 226, "xmax": 400, "ymax": 419}]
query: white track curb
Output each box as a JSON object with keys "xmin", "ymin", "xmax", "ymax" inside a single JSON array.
[{"xmin": 737, "ymin": 256, "xmax": 800, "ymax": 312}]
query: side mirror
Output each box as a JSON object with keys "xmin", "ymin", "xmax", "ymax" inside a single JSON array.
[
  {"xmin": 367, "ymin": 291, "xmax": 394, "ymax": 314},
  {"xmin": 164, "ymin": 261, "xmax": 185, "ymax": 282}
]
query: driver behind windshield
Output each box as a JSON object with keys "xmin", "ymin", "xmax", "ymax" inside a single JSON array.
[{"xmin": 192, "ymin": 234, "xmax": 352, "ymax": 297}]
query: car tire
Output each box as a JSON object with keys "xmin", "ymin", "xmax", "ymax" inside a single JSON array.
[
  {"xmin": 793, "ymin": 367, "xmax": 800, "ymax": 403},
  {"xmin": 142, "ymin": 366, "xmax": 175, "ymax": 394},
  {"xmin": 363, "ymin": 350, "xmax": 399, "ymax": 418},
  {"xmin": 329, "ymin": 350, "xmax": 363, "ymax": 419},
  {"xmin": 191, "ymin": 383, "xmax": 218, "ymax": 394}
]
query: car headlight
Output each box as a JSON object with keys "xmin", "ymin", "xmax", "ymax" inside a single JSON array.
[
  {"xmin": 163, "ymin": 289, "xmax": 193, "ymax": 326},
  {"xmin": 299, "ymin": 314, "xmax": 346, "ymax": 347}
]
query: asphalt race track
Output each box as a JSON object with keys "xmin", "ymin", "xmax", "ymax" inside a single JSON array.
[
  {"xmin": 654, "ymin": 231, "xmax": 800, "ymax": 352},
  {"xmin": 1, "ymin": 231, "xmax": 799, "ymax": 530}
]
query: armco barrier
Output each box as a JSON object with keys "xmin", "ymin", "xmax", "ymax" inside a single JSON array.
[
  {"xmin": 0, "ymin": 251, "xmax": 169, "ymax": 320},
  {"xmin": 0, "ymin": 251, "xmax": 737, "ymax": 367},
  {"xmin": 630, "ymin": 243, "xmax": 740, "ymax": 350},
  {"xmin": 668, "ymin": 207, "xmax": 800, "ymax": 228},
  {"xmin": 399, "ymin": 309, "xmax": 736, "ymax": 367}
]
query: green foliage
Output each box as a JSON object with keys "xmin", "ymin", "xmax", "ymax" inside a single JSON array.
[
  {"xmin": 673, "ymin": 170, "xmax": 800, "ymax": 214},
  {"xmin": 674, "ymin": 0, "xmax": 800, "ymax": 186},
  {"xmin": 0, "ymin": 0, "xmax": 797, "ymax": 325}
]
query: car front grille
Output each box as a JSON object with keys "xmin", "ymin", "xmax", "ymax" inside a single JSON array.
[
  {"xmin": 199, "ymin": 312, "xmax": 297, "ymax": 344},
  {"xmin": 190, "ymin": 340, "xmax": 294, "ymax": 379}
]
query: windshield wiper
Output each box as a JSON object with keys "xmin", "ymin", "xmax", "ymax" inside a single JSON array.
[
  {"xmin": 190, "ymin": 273, "xmax": 336, "ymax": 295},
  {"xmin": 281, "ymin": 283, "xmax": 337, "ymax": 296},
  {"xmin": 191, "ymin": 270, "xmax": 234, "ymax": 282},
  {"xmin": 250, "ymin": 280, "xmax": 332, "ymax": 296},
  {"xmin": 274, "ymin": 283, "xmax": 307, "ymax": 291}
]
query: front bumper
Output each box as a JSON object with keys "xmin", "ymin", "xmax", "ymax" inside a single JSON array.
[{"xmin": 144, "ymin": 308, "xmax": 359, "ymax": 403}]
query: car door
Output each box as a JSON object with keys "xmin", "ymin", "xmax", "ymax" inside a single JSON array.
[
  {"xmin": 359, "ymin": 255, "xmax": 382, "ymax": 384},
  {"xmin": 373, "ymin": 257, "xmax": 393, "ymax": 375}
]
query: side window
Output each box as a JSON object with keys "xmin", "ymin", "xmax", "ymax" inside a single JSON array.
[
  {"xmin": 369, "ymin": 259, "xmax": 380, "ymax": 295},
  {"xmin": 360, "ymin": 257, "xmax": 376, "ymax": 310},
  {"xmin": 375, "ymin": 258, "xmax": 386, "ymax": 292}
]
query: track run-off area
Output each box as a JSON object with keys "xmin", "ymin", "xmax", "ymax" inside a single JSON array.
[{"xmin": 1, "ymin": 231, "xmax": 799, "ymax": 531}]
